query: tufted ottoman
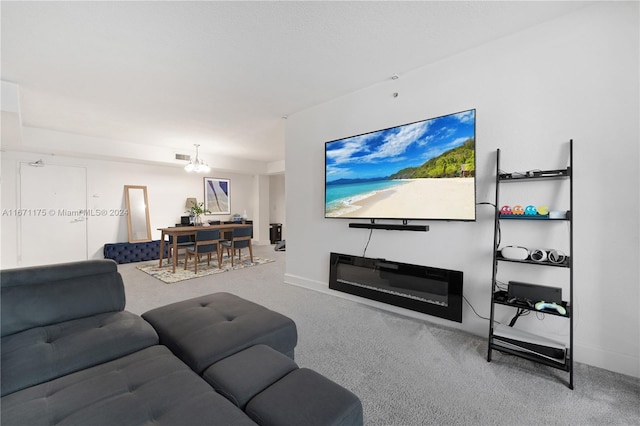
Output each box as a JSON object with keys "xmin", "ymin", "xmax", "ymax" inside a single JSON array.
[
  {"xmin": 203, "ymin": 344, "xmax": 364, "ymax": 426},
  {"xmin": 141, "ymin": 293, "xmax": 298, "ymax": 374}
]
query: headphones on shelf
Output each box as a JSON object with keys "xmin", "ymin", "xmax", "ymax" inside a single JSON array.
[{"xmin": 531, "ymin": 248, "xmax": 566, "ymax": 264}]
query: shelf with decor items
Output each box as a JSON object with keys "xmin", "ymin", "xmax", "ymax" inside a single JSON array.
[
  {"xmin": 498, "ymin": 215, "xmax": 570, "ymax": 221},
  {"xmin": 495, "ymin": 252, "xmax": 571, "ymax": 268},
  {"xmin": 492, "ymin": 290, "xmax": 571, "ymax": 318},
  {"xmin": 487, "ymin": 140, "xmax": 574, "ymax": 389}
]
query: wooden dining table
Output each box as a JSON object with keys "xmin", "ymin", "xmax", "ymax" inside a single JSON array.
[{"xmin": 158, "ymin": 224, "xmax": 252, "ymax": 273}]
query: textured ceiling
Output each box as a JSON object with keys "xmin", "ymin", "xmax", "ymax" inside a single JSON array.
[{"xmin": 1, "ymin": 1, "xmax": 591, "ymax": 164}]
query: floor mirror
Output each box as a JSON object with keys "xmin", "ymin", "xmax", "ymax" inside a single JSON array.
[{"xmin": 124, "ymin": 185, "xmax": 152, "ymax": 242}]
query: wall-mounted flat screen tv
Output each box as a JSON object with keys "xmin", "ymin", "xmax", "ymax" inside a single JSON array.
[{"xmin": 325, "ymin": 108, "xmax": 476, "ymax": 221}]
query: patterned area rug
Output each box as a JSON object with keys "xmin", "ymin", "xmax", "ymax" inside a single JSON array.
[{"xmin": 136, "ymin": 255, "xmax": 274, "ymax": 284}]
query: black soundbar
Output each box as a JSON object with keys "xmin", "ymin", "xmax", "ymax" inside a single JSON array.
[{"xmin": 348, "ymin": 223, "xmax": 429, "ymax": 232}]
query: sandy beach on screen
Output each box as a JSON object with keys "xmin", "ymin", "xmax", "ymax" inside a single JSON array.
[{"xmin": 341, "ymin": 178, "xmax": 475, "ymax": 220}]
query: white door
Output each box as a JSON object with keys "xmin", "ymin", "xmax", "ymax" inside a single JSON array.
[{"xmin": 19, "ymin": 162, "xmax": 88, "ymax": 266}]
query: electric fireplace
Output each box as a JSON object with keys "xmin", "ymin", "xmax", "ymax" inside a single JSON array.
[{"xmin": 329, "ymin": 252, "xmax": 463, "ymax": 322}]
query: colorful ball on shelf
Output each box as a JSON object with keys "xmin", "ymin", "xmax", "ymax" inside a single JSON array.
[
  {"xmin": 524, "ymin": 205, "xmax": 537, "ymax": 215},
  {"xmin": 500, "ymin": 205, "xmax": 512, "ymax": 215},
  {"xmin": 512, "ymin": 205, "xmax": 524, "ymax": 215},
  {"xmin": 537, "ymin": 205, "xmax": 549, "ymax": 216}
]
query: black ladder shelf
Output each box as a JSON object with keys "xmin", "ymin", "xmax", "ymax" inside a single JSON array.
[{"xmin": 487, "ymin": 140, "xmax": 574, "ymax": 389}]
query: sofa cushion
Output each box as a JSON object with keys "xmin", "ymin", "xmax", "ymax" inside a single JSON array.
[
  {"xmin": 246, "ymin": 368, "xmax": 363, "ymax": 426},
  {"xmin": 142, "ymin": 293, "xmax": 297, "ymax": 374},
  {"xmin": 1, "ymin": 345, "xmax": 257, "ymax": 426},
  {"xmin": 1, "ymin": 259, "xmax": 126, "ymax": 337},
  {"xmin": 1, "ymin": 311, "xmax": 158, "ymax": 397},
  {"xmin": 203, "ymin": 344, "xmax": 298, "ymax": 409}
]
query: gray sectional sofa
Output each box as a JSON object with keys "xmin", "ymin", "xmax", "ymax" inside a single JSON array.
[{"xmin": 1, "ymin": 259, "xmax": 362, "ymax": 426}]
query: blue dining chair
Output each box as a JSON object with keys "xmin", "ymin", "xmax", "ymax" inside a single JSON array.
[
  {"xmin": 222, "ymin": 226, "xmax": 253, "ymax": 266},
  {"xmin": 184, "ymin": 229, "xmax": 222, "ymax": 273},
  {"xmin": 167, "ymin": 235, "xmax": 194, "ymax": 264}
]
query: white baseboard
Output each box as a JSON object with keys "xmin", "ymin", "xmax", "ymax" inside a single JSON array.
[{"xmin": 574, "ymin": 341, "xmax": 640, "ymax": 379}]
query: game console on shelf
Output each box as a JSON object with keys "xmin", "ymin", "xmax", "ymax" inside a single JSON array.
[
  {"xmin": 505, "ymin": 281, "xmax": 566, "ymax": 315},
  {"xmin": 507, "ymin": 281, "xmax": 562, "ymax": 306},
  {"xmin": 500, "ymin": 246, "xmax": 566, "ymax": 264}
]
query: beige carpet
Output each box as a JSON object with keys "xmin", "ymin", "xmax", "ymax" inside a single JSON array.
[
  {"xmin": 136, "ymin": 254, "xmax": 274, "ymax": 284},
  {"xmin": 120, "ymin": 246, "xmax": 639, "ymax": 425}
]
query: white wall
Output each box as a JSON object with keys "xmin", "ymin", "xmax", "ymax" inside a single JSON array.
[
  {"xmin": 284, "ymin": 2, "xmax": 639, "ymax": 377},
  {"xmin": 1, "ymin": 149, "xmax": 270, "ymax": 268}
]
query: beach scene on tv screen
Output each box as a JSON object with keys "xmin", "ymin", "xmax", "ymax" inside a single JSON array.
[{"xmin": 325, "ymin": 109, "xmax": 475, "ymax": 220}]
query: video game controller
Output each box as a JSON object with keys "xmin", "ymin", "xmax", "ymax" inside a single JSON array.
[{"xmin": 534, "ymin": 301, "xmax": 567, "ymax": 315}]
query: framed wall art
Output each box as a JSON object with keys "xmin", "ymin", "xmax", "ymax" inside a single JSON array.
[{"xmin": 204, "ymin": 177, "xmax": 230, "ymax": 214}]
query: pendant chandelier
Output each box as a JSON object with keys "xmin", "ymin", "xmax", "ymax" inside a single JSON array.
[{"xmin": 184, "ymin": 144, "xmax": 210, "ymax": 173}]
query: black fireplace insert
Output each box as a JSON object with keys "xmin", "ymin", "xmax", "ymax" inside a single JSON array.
[{"xmin": 329, "ymin": 252, "xmax": 463, "ymax": 322}]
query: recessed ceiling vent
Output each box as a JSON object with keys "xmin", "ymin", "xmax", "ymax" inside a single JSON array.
[{"xmin": 175, "ymin": 153, "xmax": 191, "ymax": 161}]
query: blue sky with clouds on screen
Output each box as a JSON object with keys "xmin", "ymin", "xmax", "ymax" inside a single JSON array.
[{"xmin": 326, "ymin": 109, "xmax": 475, "ymax": 182}]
